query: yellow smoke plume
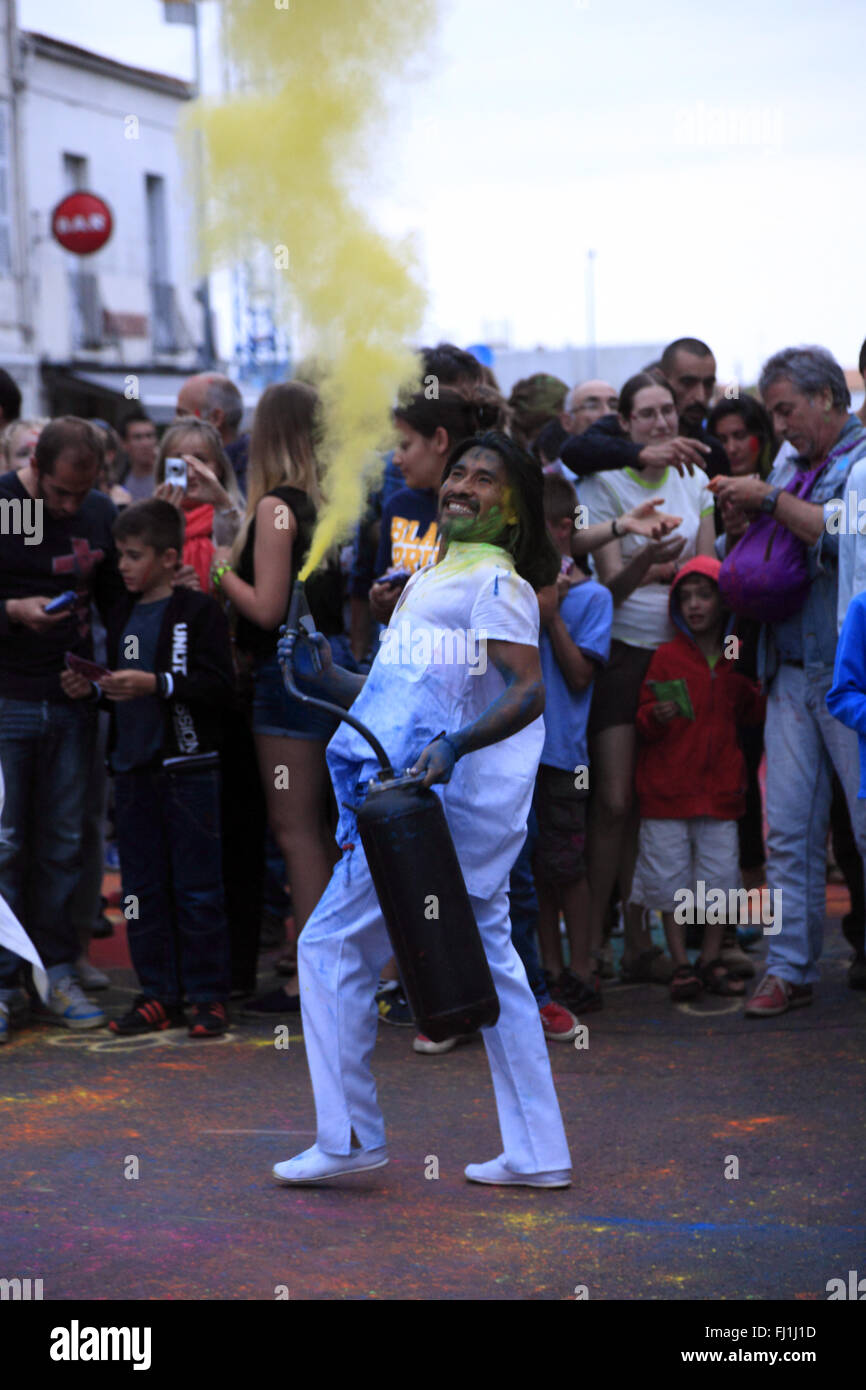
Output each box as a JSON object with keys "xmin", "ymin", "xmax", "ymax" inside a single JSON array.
[{"xmin": 186, "ymin": 0, "xmax": 438, "ymax": 578}]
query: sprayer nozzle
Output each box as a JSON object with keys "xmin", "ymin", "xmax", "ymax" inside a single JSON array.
[{"xmin": 285, "ymin": 580, "xmax": 310, "ymax": 635}]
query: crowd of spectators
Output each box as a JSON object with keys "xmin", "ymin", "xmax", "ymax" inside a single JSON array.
[{"xmin": 1, "ymin": 335, "xmax": 865, "ymax": 1047}]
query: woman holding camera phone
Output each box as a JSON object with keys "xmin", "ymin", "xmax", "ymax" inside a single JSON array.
[{"xmin": 154, "ymin": 418, "xmax": 244, "ymax": 591}]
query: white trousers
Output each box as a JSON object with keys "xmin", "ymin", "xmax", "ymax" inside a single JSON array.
[{"xmin": 296, "ymin": 842, "xmax": 572, "ymax": 1172}]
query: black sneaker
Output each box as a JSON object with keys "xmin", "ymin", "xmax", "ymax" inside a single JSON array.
[
  {"xmin": 375, "ymin": 981, "xmax": 415, "ymax": 1026},
  {"xmin": 555, "ymin": 968, "xmax": 603, "ymax": 1012},
  {"xmin": 189, "ymin": 1002, "xmax": 229, "ymax": 1037},
  {"xmin": 109, "ymin": 996, "xmax": 185, "ymax": 1035},
  {"xmin": 242, "ymin": 986, "xmax": 301, "ymax": 1015}
]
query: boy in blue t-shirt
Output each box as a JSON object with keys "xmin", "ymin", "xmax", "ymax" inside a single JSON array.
[
  {"xmin": 63, "ymin": 501, "xmax": 237, "ymax": 1037},
  {"xmin": 533, "ymin": 474, "xmax": 613, "ymax": 1010}
]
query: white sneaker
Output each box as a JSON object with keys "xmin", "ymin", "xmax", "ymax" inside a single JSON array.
[
  {"xmin": 74, "ymin": 956, "xmax": 111, "ymax": 991},
  {"xmin": 464, "ymin": 1154, "xmax": 571, "ymax": 1188},
  {"xmin": 272, "ymin": 1142, "xmax": 389, "ymax": 1185},
  {"xmin": 36, "ymin": 976, "xmax": 106, "ymax": 1030},
  {"xmin": 413, "ymin": 1032, "xmax": 476, "ymax": 1054}
]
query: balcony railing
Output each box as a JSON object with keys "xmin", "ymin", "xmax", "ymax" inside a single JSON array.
[
  {"xmin": 150, "ymin": 280, "xmax": 194, "ymax": 354},
  {"xmin": 68, "ymin": 271, "xmax": 115, "ymax": 350}
]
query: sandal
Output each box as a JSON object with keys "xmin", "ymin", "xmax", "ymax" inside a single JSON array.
[
  {"xmin": 699, "ymin": 958, "xmax": 746, "ymax": 996},
  {"xmin": 620, "ymin": 946, "xmax": 674, "ymax": 985},
  {"xmin": 669, "ymin": 963, "xmax": 702, "ymax": 1001}
]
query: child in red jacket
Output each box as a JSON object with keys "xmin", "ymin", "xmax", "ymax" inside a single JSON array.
[{"xmin": 630, "ymin": 557, "xmax": 765, "ymax": 1001}]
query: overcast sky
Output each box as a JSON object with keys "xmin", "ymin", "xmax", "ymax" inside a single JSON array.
[{"xmin": 20, "ymin": 0, "xmax": 866, "ymax": 384}]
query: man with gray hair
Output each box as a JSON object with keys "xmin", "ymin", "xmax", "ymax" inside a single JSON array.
[
  {"xmin": 561, "ymin": 380, "xmax": 619, "ymax": 437},
  {"xmin": 714, "ymin": 345, "xmax": 866, "ymax": 1014},
  {"xmin": 175, "ymin": 373, "xmax": 248, "ymax": 488}
]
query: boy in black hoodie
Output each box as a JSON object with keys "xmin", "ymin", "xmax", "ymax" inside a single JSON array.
[{"xmin": 63, "ymin": 500, "xmax": 236, "ymax": 1036}]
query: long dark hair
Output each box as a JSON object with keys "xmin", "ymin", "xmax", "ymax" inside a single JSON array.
[
  {"xmin": 442, "ymin": 430, "xmax": 560, "ymax": 592},
  {"xmin": 707, "ymin": 394, "xmax": 777, "ymax": 478}
]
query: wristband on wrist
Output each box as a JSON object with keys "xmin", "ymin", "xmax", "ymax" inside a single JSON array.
[
  {"xmin": 156, "ymin": 673, "xmax": 174, "ymax": 698},
  {"xmin": 611, "ymin": 517, "xmax": 622, "ymax": 539},
  {"xmin": 212, "ymin": 562, "xmax": 233, "ymax": 588},
  {"xmin": 440, "ymin": 733, "xmax": 461, "ymax": 761}
]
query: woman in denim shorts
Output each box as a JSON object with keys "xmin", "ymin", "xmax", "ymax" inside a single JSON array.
[{"xmin": 212, "ymin": 383, "xmax": 341, "ymax": 1010}]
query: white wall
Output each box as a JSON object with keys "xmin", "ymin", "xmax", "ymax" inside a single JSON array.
[
  {"xmin": 488, "ymin": 344, "xmax": 668, "ymax": 397},
  {"xmin": 23, "ymin": 40, "xmax": 201, "ymax": 369},
  {"xmin": 0, "ymin": 0, "xmax": 29, "ymax": 374}
]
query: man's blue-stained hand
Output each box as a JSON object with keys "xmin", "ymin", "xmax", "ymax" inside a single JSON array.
[
  {"xmin": 278, "ymin": 627, "xmax": 333, "ymax": 691},
  {"xmin": 409, "ymin": 736, "xmax": 458, "ymax": 789}
]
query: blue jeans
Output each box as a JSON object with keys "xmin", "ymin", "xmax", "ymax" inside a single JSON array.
[
  {"xmin": 114, "ymin": 767, "xmax": 230, "ymax": 1004},
  {"xmin": 508, "ymin": 807, "xmax": 550, "ymax": 1006},
  {"xmin": 765, "ymin": 663, "xmax": 866, "ymax": 985},
  {"xmin": 0, "ymin": 696, "xmax": 97, "ymax": 988}
]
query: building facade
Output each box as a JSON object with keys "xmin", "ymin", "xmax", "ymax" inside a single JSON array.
[{"xmin": 10, "ymin": 25, "xmax": 208, "ymax": 421}]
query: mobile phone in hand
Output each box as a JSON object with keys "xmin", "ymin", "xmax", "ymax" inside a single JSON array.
[
  {"xmin": 45, "ymin": 590, "xmax": 78, "ymax": 614},
  {"xmin": 377, "ymin": 568, "xmax": 411, "ymax": 590},
  {"xmin": 164, "ymin": 457, "xmax": 188, "ymax": 490},
  {"xmin": 65, "ymin": 652, "xmax": 110, "ymax": 682}
]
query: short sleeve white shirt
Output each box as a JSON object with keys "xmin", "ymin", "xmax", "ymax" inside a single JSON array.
[
  {"xmin": 577, "ymin": 465, "xmax": 715, "ymax": 648},
  {"xmin": 326, "ymin": 541, "xmax": 544, "ymax": 897}
]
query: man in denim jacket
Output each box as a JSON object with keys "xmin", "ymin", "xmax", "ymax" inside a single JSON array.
[{"xmin": 713, "ymin": 346, "xmax": 866, "ymax": 1016}]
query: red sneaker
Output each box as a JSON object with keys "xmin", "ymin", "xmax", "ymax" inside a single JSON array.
[
  {"xmin": 539, "ymin": 1001, "xmax": 579, "ymax": 1042},
  {"xmin": 744, "ymin": 973, "xmax": 813, "ymax": 1018},
  {"xmin": 188, "ymin": 1002, "xmax": 229, "ymax": 1037}
]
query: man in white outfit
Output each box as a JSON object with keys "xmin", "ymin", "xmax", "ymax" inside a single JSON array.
[{"xmin": 272, "ymin": 430, "xmax": 572, "ymax": 1188}]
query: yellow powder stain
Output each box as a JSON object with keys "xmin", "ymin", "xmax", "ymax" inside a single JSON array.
[
  {"xmin": 188, "ymin": 0, "xmax": 440, "ymax": 579},
  {"xmin": 0, "ymin": 1088, "xmax": 128, "ymax": 1110},
  {"xmin": 501, "ymin": 1211, "xmax": 546, "ymax": 1232}
]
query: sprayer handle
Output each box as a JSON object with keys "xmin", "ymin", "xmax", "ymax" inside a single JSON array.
[{"xmin": 278, "ymin": 623, "xmax": 323, "ymax": 675}]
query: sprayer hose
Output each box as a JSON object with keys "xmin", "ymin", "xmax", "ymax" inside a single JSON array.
[{"xmin": 279, "ymin": 655, "xmax": 394, "ymax": 779}]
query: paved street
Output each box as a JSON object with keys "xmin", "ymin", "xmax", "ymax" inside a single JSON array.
[{"xmin": 2, "ymin": 891, "xmax": 864, "ymax": 1302}]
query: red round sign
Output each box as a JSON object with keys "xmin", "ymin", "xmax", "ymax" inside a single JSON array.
[{"xmin": 51, "ymin": 191, "xmax": 113, "ymax": 255}]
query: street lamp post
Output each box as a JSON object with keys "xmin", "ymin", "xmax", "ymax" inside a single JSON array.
[{"xmin": 585, "ymin": 248, "xmax": 597, "ymax": 379}]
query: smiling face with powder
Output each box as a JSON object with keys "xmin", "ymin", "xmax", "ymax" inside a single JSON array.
[{"xmin": 437, "ymin": 445, "xmax": 516, "ymax": 548}]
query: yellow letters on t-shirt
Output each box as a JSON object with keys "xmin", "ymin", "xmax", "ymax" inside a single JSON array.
[{"xmin": 391, "ymin": 516, "xmax": 438, "ymax": 571}]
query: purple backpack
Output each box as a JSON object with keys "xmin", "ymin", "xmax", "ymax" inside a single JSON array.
[{"xmin": 717, "ymin": 464, "xmax": 824, "ymax": 624}]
